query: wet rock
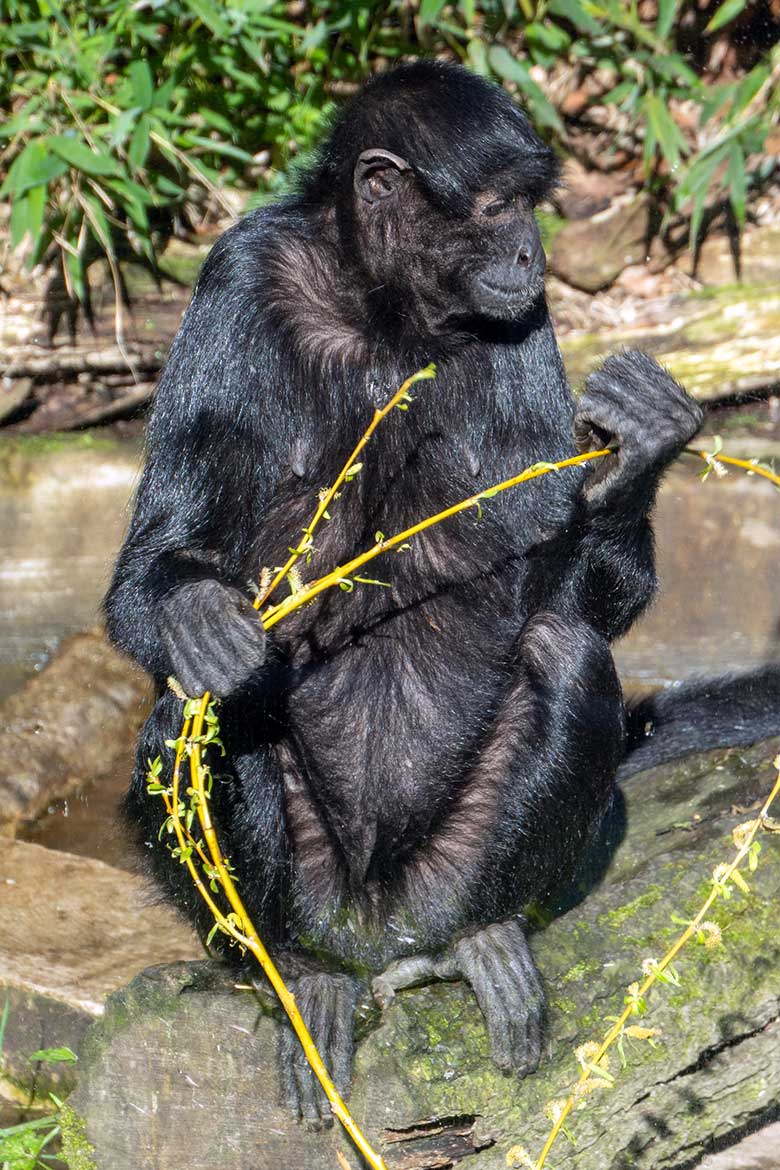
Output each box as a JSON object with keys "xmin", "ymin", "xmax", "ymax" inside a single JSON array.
[
  {"xmin": 550, "ymin": 195, "xmax": 651, "ymax": 292},
  {"xmin": 67, "ymin": 735, "xmax": 780, "ymax": 1170},
  {"xmin": 698, "ymin": 1122, "xmax": 780, "ymax": 1170},
  {"xmin": 0, "ymin": 839, "xmax": 199, "ymax": 1100},
  {"xmin": 689, "ymin": 224, "xmax": 780, "ymax": 287},
  {"xmin": 614, "ymin": 453, "xmax": 780, "ymax": 684},
  {"xmin": 0, "ymin": 629, "xmax": 150, "ymax": 832},
  {"xmin": 561, "ymin": 286, "xmax": 780, "ymax": 400}
]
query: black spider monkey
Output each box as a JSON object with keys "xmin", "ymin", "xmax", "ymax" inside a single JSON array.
[{"xmin": 105, "ymin": 60, "xmax": 780, "ymax": 1126}]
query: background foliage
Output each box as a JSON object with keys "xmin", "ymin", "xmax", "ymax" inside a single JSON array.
[{"xmin": 1, "ymin": 0, "xmax": 779, "ymax": 306}]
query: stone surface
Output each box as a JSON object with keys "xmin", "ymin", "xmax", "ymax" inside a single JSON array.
[
  {"xmin": 0, "ymin": 629, "xmax": 150, "ymax": 832},
  {"xmin": 0, "ymin": 839, "xmax": 200, "ymax": 1099},
  {"xmin": 689, "ymin": 224, "xmax": 780, "ymax": 288},
  {"xmin": 698, "ymin": 1122, "xmax": 780, "ymax": 1170},
  {"xmin": 550, "ymin": 195, "xmax": 651, "ymax": 292},
  {"xmin": 68, "ymin": 735, "xmax": 780, "ymax": 1170},
  {"xmin": 561, "ymin": 286, "xmax": 780, "ymax": 400}
]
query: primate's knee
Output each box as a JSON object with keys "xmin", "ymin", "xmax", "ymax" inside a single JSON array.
[{"xmin": 519, "ymin": 611, "xmax": 625, "ymax": 770}]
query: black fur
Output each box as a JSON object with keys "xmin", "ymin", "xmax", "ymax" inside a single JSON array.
[{"xmin": 104, "ymin": 61, "xmax": 779, "ymax": 1114}]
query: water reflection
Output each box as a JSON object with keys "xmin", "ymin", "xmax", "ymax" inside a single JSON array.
[{"xmin": 0, "ymin": 437, "xmax": 140, "ymax": 701}]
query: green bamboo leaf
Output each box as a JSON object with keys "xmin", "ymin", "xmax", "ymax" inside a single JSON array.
[
  {"xmin": 49, "ymin": 136, "xmax": 121, "ymax": 177},
  {"xmin": 106, "ymin": 179, "xmax": 151, "ymax": 234},
  {"xmin": 651, "ymin": 54, "xmax": 699, "ymax": 87},
  {"xmin": 642, "ymin": 113, "xmax": 657, "ymax": 174},
  {"xmin": 82, "ymin": 192, "xmax": 114, "ymax": 256},
  {"xmin": 29, "ymin": 1047, "xmax": 77, "ymax": 1064},
  {"xmin": 656, "ymin": 0, "xmax": 680, "ymax": 39},
  {"xmin": 184, "ymin": 0, "xmax": 232, "ymax": 38},
  {"xmin": 726, "ymin": 141, "xmax": 747, "ymax": 228},
  {"xmin": 467, "ymin": 37, "xmax": 490, "ymax": 77},
  {"xmin": 419, "ymin": 0, "xmax": 449, "ymax": 29},
  {"xmin": 0, "ymin": 97, "xmax": 44, "ymax": 141},
  {"xmin": 487, "ymin": 46, "xmax": 564, "ymax": 133},
  {"xmin": 706, "ymin": 0, "xmax": 749, "ymax": 33},
  {"xmin": 9, "ymin": 184, "xmax": 46, "ymax": 250},
  {"xmin": 128, "ymin": 117, "xmax": 151, "ymax": 170},
  {"xmin": 180, "ymin": 134, "xmax": 253, "ymax": 163},
  {"xmin": 110, "ymin": 107, "xmax": 142, "ymax": 148},
  {"xmin": 129, "ymin": 59, "xmax": 154, "ymax": 111},
  {"xmin": 682, "ymin": 146, "xmax": 730, "ymax": 250},
  {"xmin": 644, "ymin": 92, "xmax": 686, "ymax": 169},
  {"xmin": 197, "ymin": 107, "xmax": 235, "ymax": 136},
  {"xmin": 733, "ymin": 63, "xmax": 769, "ymax": 114},
  {"xmin": 64, "ymin": 247, "xmax": 86, "ymax": 304},
  {"xmin": 525, "ymin": 21, "xmax": 571, "ymax": 55},
  {"xmin": 0, "ymin": 139, "xmax": 67, "ymax": 198},
  {"xmin": 700, "ymin": 82, "xmax": 735, "ymax": 125},
  {"xmin": 548, "ymin": 0, "xmax": 603, "ymax": 35},
  {"xmin": 601, "ymin": 79, "xmax": 637, "ymax": 107}
]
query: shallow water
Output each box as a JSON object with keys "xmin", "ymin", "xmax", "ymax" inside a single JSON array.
[{"xmin": 0, "ymin": 435, "xmax": 141, "ymax": 701}]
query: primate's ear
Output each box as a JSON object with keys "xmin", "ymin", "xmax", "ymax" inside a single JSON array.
[{"xmin": 353, "ymin": 149, "xmax": 410, "ymax": 205}]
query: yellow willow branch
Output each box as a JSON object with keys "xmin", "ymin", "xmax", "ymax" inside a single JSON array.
[
  {"xmin": 186, "ymin": 696, "xmax": 388, "ymax": 1170},
  {"xmin": 167, "ymin": 719, "xmax": 249, "ymax": 941},
  {"xmin": 684, "ymin": 447, "xmax": 780, "ymax": 488},
  {"xmin": 254, "ymin": 365, "xmax": 436, "ymax": 610},
  {"xmin": 534, "ymin": 756, "xmax": 780, "ymax": 1170},
  {"xmin": 261, "ymin": 449, "xmax": 613, "ymax": 629}
]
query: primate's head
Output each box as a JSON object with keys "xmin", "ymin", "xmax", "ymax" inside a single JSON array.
[{"xmin": 303, "ymin": 60, "xmax": 559, "ymax": 332}]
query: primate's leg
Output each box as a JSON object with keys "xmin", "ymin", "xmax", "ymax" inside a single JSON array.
[{"xmin": 375, "ymin": 611, "xmax": 625, "ymax": 1076}]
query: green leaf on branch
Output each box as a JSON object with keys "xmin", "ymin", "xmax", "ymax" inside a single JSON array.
[
  {"xmin": 706, "ymin": 0, "xmax": 750, "ymax": 34},
  {"xmin": 49, "ymin": 136, "xmax": 122, "ymax": 177}
]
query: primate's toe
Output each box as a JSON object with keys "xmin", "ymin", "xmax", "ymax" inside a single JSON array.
[
  {"xmin": 452, "ymin": 919, "xmax": 546, "ymax": 1078},
  {"xmin": 372, "ymin": 953, "xmax": 440, "ymax": 1007},
  {"xmin": 277, "ymin": 972, "xmax": 359, "ymax": 1127}
]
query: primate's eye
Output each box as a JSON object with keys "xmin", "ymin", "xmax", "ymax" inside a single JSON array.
[{"xmin": 482, "ymin": 198, "xmax": 509, "ymax": 218}]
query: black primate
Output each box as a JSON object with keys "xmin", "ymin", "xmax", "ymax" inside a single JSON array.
[{"xmin": 105, "ymin": 61, "xmax": 779, "ymax": 1126}]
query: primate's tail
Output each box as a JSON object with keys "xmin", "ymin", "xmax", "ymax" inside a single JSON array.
[{"xmin": 619, "ymin": 664, "xmax": 780, "ymax": 780}]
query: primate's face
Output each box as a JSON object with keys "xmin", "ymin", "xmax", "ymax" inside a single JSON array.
[
  {"xmin": 462, "ymin": 186, "xmax": 546, "ymax": 320},
  {"xmin": 352, "ymin": 150, "xmax": 548, "ymax": 331}
]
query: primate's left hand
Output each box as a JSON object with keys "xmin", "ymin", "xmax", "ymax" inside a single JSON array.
[{"xmin": 574, "ymin": 351, "xmax": 703, "ymax": 501}]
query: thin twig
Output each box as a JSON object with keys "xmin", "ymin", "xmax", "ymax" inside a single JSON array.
[
  {"xmin": 261, "ymin": 449, "xmax": 612, "ymax": 629},
  {"xmin": 254, "ymin": 364, "xmax": 435, "ymax": 610},
  {"xmin": 684, "ymin": 447, "xmax": 780, "ymax": 488},
  {"xmin": 184, "ymin": 697, "xmax": 388, "ymax": 1170}
]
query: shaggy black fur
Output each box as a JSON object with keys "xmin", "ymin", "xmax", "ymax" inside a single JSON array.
[{"xmin": 105, "ymin": 61, "xmax": 779, "ymax": 1126}]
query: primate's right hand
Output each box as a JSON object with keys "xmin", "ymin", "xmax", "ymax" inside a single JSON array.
[{"xmin": 159, "ymin": 579, "xmax": 268, "ymax": 698}]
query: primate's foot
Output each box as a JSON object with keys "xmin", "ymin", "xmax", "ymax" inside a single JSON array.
[
  {"xmin": 452, "ymin": 920, "xmax": 545, "ymax": 1076},
  {"xmin": 278, "ymin": 972, "xmax": 359, "ymax": 1129},
  {"xmin": 372, "ymin": 920, "xmax": 545, "ymax": 1078}
]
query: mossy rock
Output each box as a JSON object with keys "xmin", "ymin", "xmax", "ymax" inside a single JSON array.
[
  {"xmin": 67, "ymin": 736, "xmax": 780, "ymax": 1169},
  {"xmin": 561, "ymin": 287, "xmax": 780, "ymax": 401}
]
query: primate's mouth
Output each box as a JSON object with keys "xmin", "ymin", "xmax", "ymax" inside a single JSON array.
[{"xmin": 475, "ymin": 272, "xmax": 544, "ymax": 318}]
